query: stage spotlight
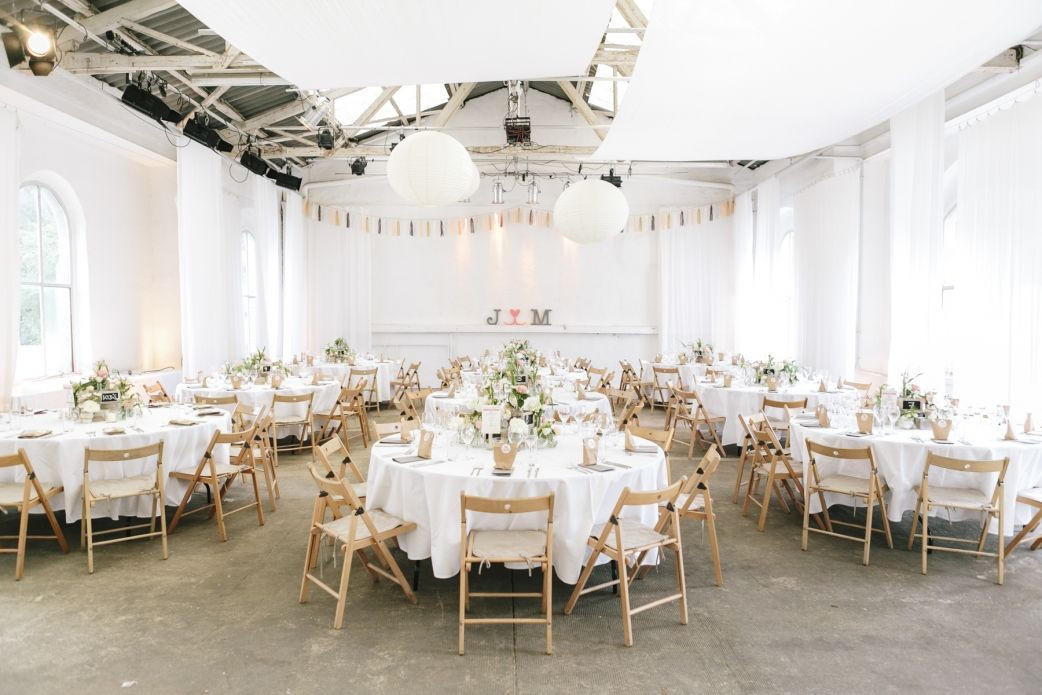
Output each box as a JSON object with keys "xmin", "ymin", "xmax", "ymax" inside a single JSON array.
[
  {"xmin": 239, "ymin": 149, "xmax": 270, "ymax": 177},
  {"xmin": 3, "ymin": 26, "xmax": 56, "ymax": 76},
  {"xmin": 272, "ymin": 171, "xmax": 302, "ymax": 191},
  {"xmin": 600, "ymin": 167, "xmax": 623, "ymax": 188},
  {"xmin": 121, "ymin": 83, "xmax": 181, "ymax": 122},
  {"xmin": 182, "ymin": 115, "xmax": 234, "ymax": 152},
  {"xmin": 350, "ymin": 156, "xmax": 368, "ymax": 176},
  {"xmin": 317, "ymin": 127, "xmax": 335, "ymax": 150}
]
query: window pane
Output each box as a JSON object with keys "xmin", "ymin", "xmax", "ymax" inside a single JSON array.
[
  {"xmin": 18, "ymin": 186, "xmax": 40, "ymax": 282},
  {"xmin": 17, "ymin": 287, "xmax": 43, "ymax": 380},
  {"xmin": 42, "ymin": 287, "xmax": 73, "ymax": 375},
  {"xmin": 40, "ymin": 187, "xmax": 72, "ymax": 284}
]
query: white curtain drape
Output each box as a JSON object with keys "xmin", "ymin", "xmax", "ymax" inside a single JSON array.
[
  {"xmin": 952, "ymin": 93, "xmax": 1042, "ymax": 413},
  {"xmin": 794, "ymin": 166, "xmax": 861, "ymax": 379},
  {"xmin": 177, "ymin": 142, "xmax": 236, "ymax": 375},
  {"xmin": 305, "ymin": 216, "xmax": 372, "ymax": 354},
  {"xmin": 253, "ymin": 175, "xmax": 282, "ymax": 358},
  {"xmin": 281, "ymin": 192, "xmax": 307, "ymax": 359},
  {"xmin": 0, "ymin": 105, "xmax": 19, "ymax": 409},
  {"xmin": 658, "ymin": 216, "xmax": 735, "ymax": 354},
  {"xmin": 732, "ymin": 191, "xmax": 756, "ymax": 355},
  {"xmin": 887, "ymin": 91, "xmax": 946, "ymax": 390}
]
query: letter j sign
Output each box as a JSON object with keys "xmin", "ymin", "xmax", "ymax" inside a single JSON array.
[{"xmin": 485, "ymin": 308, "xmax": 552, "ymax": 326}]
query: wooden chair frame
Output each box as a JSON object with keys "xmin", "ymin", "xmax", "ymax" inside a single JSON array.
[
  {"xmin": 1006, "ymin": 490, "xmax": 1042, "ymax": 557},
  {"xmin": 143, "ymin": 380, "xmax": 171, "ymax": 404},
  {"xmin": 300, "ymin": 464, "xmax": 416, "ymax": 629},
  {"xmin": 168, "ymin": 426, "xmax": 265, "ymax": 541},
  {"xmin": 391, "ymin": 362, "xmax": 421, "ymax": 402},
  {"xmin": 651, "ymin": 366, "xmax": 680, "ymax": 410},
  {"xmin": 349, "ymin": 367, "xmax": 380, "ymax": 412},
  {"xmin": 272, "ymin": 391, "xmax": 317, "ymax": 462},
  {"xmin": 0, "ymin": 449, "xmax": 68, "ymax": 580},
  {"xmin": 564, "ymin": 479, "xmax": 687, "ymax": 647},
  {"xmin": 739, "ymin": 413, "xmax": 807, "ymax": 532},
  {"xmin": 802, "ymin": 441, "xmax": 893, "ymax": 565},
  {"xmin": 81, "ymin": 442, "xmax": 168, "ymax": 574},
  {"xmin": 459, "ymin": 493, "xmax": 555, "ymax": 655},
  {"xmin": 906, "ymin": 453, "xmax": 1008, "ymax": 584},
  {"xmin": 193, "ymin": 394, "xmax": 238, "ymax": 407}
]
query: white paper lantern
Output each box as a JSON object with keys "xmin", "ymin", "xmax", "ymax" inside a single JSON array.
[
  {"xmin": 553, "ymin": 179, "xmax": 629, "ymax": 244},
  {"xmin": 387, "ymin": 131, "xmax": 474, "ymax": 206}
]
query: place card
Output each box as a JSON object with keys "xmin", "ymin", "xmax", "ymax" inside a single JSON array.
[
  {"xmin": 855, "ymin": 412, "xmax": 874, "ymax": 434},
  {"xmin": 400, "ymin": 419, "xmax": 418, "ymax": 443},
  {"xmin": 416, "ymin": 429, "xmax": 436, "ymax": 459},
  {"xmin": 493, "ymin": 442, "xmax": 518, "ymax": 470},
  {"xmin": 930, "ymin": 418, "xmax": 952, "ymax": 441},
  {"xmin": 581, "ymin": 436, "xmax": 599, "ymax": 467}
]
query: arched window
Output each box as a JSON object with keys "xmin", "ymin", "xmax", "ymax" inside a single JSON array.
[
  {"xmin": 17, "ymin": 184, "xmax": 73, "ymax": 379},
  {"xmin": 240, "ymin": 230, "xmax": 259, "ymax": 351}
]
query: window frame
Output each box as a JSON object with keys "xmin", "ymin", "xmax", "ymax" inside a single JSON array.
[{"xmin": 17, "ymin": 183, "xmax": 75, "ymax": 380}]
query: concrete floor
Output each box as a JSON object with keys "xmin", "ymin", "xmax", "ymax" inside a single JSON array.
[{"xmin": 3, "ymin": 410, "xmax": 1042, "ymax": 694}]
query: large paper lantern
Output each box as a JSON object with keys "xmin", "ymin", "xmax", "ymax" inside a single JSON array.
[
  {"xmin": 553, "ymin": 179, "xmax": 629, "ymax": 244},
  {"xmin": 387, "ymin": 131, "xmax": 474, "ymax": 206},
  {"xmin": 463, "ymin": 164, "xmax": 481, "ymax": 200}
]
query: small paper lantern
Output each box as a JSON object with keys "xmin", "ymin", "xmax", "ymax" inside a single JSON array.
[
  {"xmin": 387, "ymin": 131, "xmax": 474, "ymax": 207},
  {"xmin": 553, "ymin": 179, "xmax": 629, "ymax": 244}
]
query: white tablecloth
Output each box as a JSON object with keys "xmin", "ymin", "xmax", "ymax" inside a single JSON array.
[
  {"xmin": 0, "ymin": 406, "xmax": 230, "ymax": 521},
  {"xmin": 692, "ymin": 381, "xmax": 855, "ymax": 445},
  {"xmin": 424, "ymin": 391, "xmax": 613, "ymax": 419},
  {"xmin": 302, "ymin": 359, "xmax": 401, "ymax": 401},
  {"xmin": 175, "ymin": 377, "xmax": 340, "ymax": 416},
  {"xmin": 643, "ymin": 361, "xmax": 740, "ymax": 389},
  {"xmin": 789, "ymin": 422, "xmax": 1042, "ymax": 535},
  {"xmin": 365, "ymin": 433, "xmax": 667, "ymax": 582}
]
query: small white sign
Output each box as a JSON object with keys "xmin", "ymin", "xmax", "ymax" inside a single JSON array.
[{"xmin": 481, "ymin": 405, "xmax": 502, "ymax": 436}]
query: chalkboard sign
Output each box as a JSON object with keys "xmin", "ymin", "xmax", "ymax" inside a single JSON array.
[
  {"xmin": 901, "ymin": 398, "xmax": 922, "ymax": 412},
  {"xmin": 762, "ymin": 367, "xmax": 776, "ymax": 376},
  {"xmin": 99, "ymin": 391, "xmax": 120, "ymax": 403},
  {"xmin": 262, "ymin": 364, "xmax": 272, "ymax": 373}
]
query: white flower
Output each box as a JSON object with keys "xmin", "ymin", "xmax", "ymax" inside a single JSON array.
[
  {"xmin": 80, "ymin": 400, "xmax": 100, "ymax": 413},
  {"xmin": 508, "ymin": 417, "xmax": 528, "ymax": 435},
  {"xmin": 522, "ymin": 394, "xmax": 542, "ymax": 412}
]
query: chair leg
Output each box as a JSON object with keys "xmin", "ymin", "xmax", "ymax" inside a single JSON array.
[
  {"xmin": 920, "ymin": 505, "xmax": 929, "ymax": 576},
  {"xmin": 158, "ymin": 492, "xmax": 169, "ymax": 560},
  {"xmin": 543, "ymin": 562, "xmax": 553, "ymax": 655},
  {"xmin": 863, "ymin": 489, "xmax": 875, "ymax": 566},
  {"xmin": 617, "ymin": 551, "xmax": 635, "ymax": 647},
  {"xmin": 84, "ymin": 503, "xmax": 95, "ymax": 574},
  {"xmin": 261, "ymin": 460, "xmax": 278, "ymax": 512},
  {"xmin": 458, "ymin": 558, "xmax": 467, "ymax": 655},
  {"xmin": 14, "ymin": 505, "xmax": 30, "ymax": 580},
  {"xmin": 673, "ymin": 540, "xmax": 688, "ymax": 625},
  {"xmin": 703, "ymin": 505, "xmax": 723, "ymax": 587},
  {"xmin": 564, "ymin": 549, "xmax": 601, "ymax": 615},
  {"xmin": 333, "ymin": 546, "xmax": 355, "ymax": 629},
  {"xmin": 801, "ymin": 486, "xmax": 811, "ymax": 552},
  {"xmin": 249, "ymin": 470, "xmax": 265, "ymax": 527},
  {"xmin": 299, "ymin": 530, "xmax": 320, "ymax": 603},
  {"xmin": 757, "ymin": 469, "xmax": 777, "ymax": 532},
  {"xmin": 212, "ymin": 476, "xmax": 228, "ymax": 542},
  {"xmin": 732, "ymin": 446, "xmax": 748, "ymax": 504},
  {"xmin": 997, "ymin": 507, "xmax": 1005, "ymax": 586},
  {"xmin": 1005, "ymin": 508, "xmax": 1042, "ymax": 556},
  {"xmin": 907, "ymin": 497, "xmax": 922, "ymax": 551}
]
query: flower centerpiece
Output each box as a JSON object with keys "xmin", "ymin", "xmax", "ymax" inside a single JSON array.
[
  {"xmin": 683, "ymin": 338, "xmax": 714, "ymax": 364},
  {"xmin": 71, "ymin": 360, "xmax": 141, "ymax": 421},
  {"xmin": 324, "ymin": 338, "xmax": 353, "ymax": 363}
]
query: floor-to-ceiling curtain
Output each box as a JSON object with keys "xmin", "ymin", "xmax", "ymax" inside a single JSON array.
[
  {"xmin": 658, "ymin": 215, "xmax": 735, "ymax": 354},
  {"xmin": 888, "ymin": 91, "xmax": 945, "ymax": 390},
  {"xmin": 177, "ymin": 142, "xmax": 235, "ymax": 375},
  {"xmin": 0, "ymin": 105, "xmax": 18, "ymax": 409},
  {"xmin": 952, "ymin": 93, "xmax": 1042, "ymax": 412},
  {"xmin": 281, "ymin": 192, "xmax": 307, "ymax": 359},
  {"xmin": 253, "ymin": 174, "xmax": 282, "ymax": 358},
  {"xmin": 794, "ymin": 166, "xmax": 861, "ymax": 379},
  {"xmin": 732, "ymin": 191, "xmax": 755, "ymax": 356},
  {"xmin": 306, "ymin": 215, "xmax": 372, "ymax": 354}
]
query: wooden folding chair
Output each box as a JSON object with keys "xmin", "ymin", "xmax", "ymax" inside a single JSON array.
[
  {"xmin": 315, "ymin": 437, "xmax": 367, "ymax": 503},
  {"xmin": 685, "ymin": 388, "xmax": 725, "ymax": 451},
  {"xmin": 349, "ymin": 367, "xmax": 380, "ymax": 412},
  {"xmin": 194, "ymin": 393, "xmax": 237, "ymax": 410},
  {"xmin": 405, "ymin": 388, "xmax": 433, "ymax": 421},
  {"xmin": 317, "ymin": 382, "xmax": 370, "ymax": 450},
  {"xmin": 459, "ymin": 493, "xmax": 554, "ymax": 655},
  {"xmin": 168, "ymin": 426, "xmax": 265, "ymax": 541},
  {"xmin": 841, "ymin": 379, "xmax": 872, "ymax": 393},
  {"xmin": 0, "ymin": 449, "xmax": 68, "ymax": 580},
  {"xmin": 802, "ymin": 441, "xmax": 893, "ymax": 565},
  {"xmin": 651, "ymin": 366, "xmax": 680, "ymax": 410},
  {"xmin": 614, "ymin": 398, "xmax": 643, "ymax": 431},
  {"xmin": 762, "ymin": 396, "xmax": 807, "ymax": 443},
  {"xmin": 626, "ymin": 423, "xmax": 675, "ymax": 456},
  {"xmin": 390, "ymin": 362, "xmax": 421, "ymax": 402},
  {"xmin": 668, "ymin": 386, "xmax": 715, "ymax": 458},
  {"xmin": 81, "ymin": 442, "xmax": 168, "ymax": 574},
  {"xmin": 245, "ymin": 409, "xmax": 280, "ymax": 511},
  {"xmin": 643, "ymin": 445, "xmax": 723, "ymax": 586},
  {"xmin": 564, "ymin": 479, "xmax": 687, "ymax": 647},
  {"xmin": 272, "ymin": 391, "xmax": 317, "ymax": 462},
  {"xmin": 602, "ymin": 387, "xmax": 633, "ymax": 417},
  {"xmin": 143, "ymin": 380, "xmax": 171, "ymax": 404},
  {"xmin": 1006, "ymin": 488, "xmax": 1042, "ymax": 556},
  {"xmin": 907, "ymin": 453, "xmax": 1009, "ymax": 584},
  {"xmin": 299, "ymin": 464, "xmax": 417, "ymax": 629},
  {"xmin": 739, "ymin": 413, "xmax": 806, "ymax": 531}
]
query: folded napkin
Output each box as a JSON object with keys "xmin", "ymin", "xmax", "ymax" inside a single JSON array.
[
  {"xmin": 196, "ymin": 409, "xmax": 223, "ymax": 417},
  {"xmin": 168, "ymin": 418, "xmax": 199, "ymax": 426},
  {"xmin": 815, "ymin": 405, "xmax": 830, "ymax": 428},
  {"xmin": 18, "ymin": 429, "xmax": 52, "ymax": 439},
  {"xmin": 102, "ymin": 426, "xmax": 126, "ymax": 435}
]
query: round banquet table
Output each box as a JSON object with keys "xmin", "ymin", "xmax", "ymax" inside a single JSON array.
[
  {"xmin": 789, "ymin": 420, "xmax": 1042, "ymax": 535},
  {"xmin": 691, "ymin": 380, "xmax": 857, "ymax": 446},
  {"xmin": 0, "ymin": 405, "xmax": 231, "ymax": 522},
  {"xmin": 424, "ymin": 390, "xmax": 613, "ymax": 420},
  {"xmin": 364, "ymin": 433, "xmax": 668, "ymax": 582},
  {"xmin": 643, "ymin": 361, "xmax": 741, "ymax": 389},
  {"xmin": 301, "ymin": 359, "xmax": 401, "ymax": 401},
  {"xmin": 174, "ymin": 376, "xmax": 340, "ymax": 415}
]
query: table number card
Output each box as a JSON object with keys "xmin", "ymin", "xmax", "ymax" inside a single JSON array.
[
  {"xmin": 416, "ymin": 429, "xmax": 436, "ymax": 458},
  {"xmin": 481, "ymin": 405, "xmax": 502, "ymax": 436}
]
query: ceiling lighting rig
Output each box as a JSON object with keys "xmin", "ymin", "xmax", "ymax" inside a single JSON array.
[
  {"xmin": 503, "ymin": 80, "xmax": 531, "ymax": 145},
  {"xmin": 2, "ymin": 15, "xmax": 57, "ymax": 76}
]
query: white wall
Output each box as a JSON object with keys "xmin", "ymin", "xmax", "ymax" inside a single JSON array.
[{"xmin": 16, "ymin": 109, "xmax": 180, "ymax": 374}]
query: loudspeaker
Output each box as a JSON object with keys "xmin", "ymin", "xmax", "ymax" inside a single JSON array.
[
  {"xmin": 272, "ymin": 172, "xmax": 302, "ymax": 191},
  {"xmin": 121, "ymin": 84, "xmax": 180, "ymax": 123},
  {"xmin": 239, "ymin": 151, "xmax": 269, "ymax": 176}
]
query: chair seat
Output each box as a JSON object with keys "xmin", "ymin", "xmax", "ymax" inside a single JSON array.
[
  {"xmin": 752, "ymin": 459, "xmax": 798, "ymax": 477},
  {"xmin": 662, "ymin": 492, "xmax": 705, "ymax": 513},
  {"xmin": 471, "ymin": 529, "xmax": 547, "ymax": 559},
  {"xmin": 88, "ymin": 475, "xmax": 157, "ymax": 500},
  {"xmin": 319, "ymin": 508, "xmax": 407, "ymax": 543},
  {"xmin": 274, "ymin": 415, "xmax": 310, "ymax": 425},
  {"xmin": 591, "ymin": 518, "xmax": 668, "ymax": 551},
  {"xmin": 916, "ymin": 484, "xmax": 994, "ymax": 510},
  {"xmin": 1018, "ymin": 488, "xmax": 1042, "ymax": 505},
  {"xmin": 815, "ymin": 474, "xmax": 875, "ymax": 496},
  {"xmin": 0, "ymin": 481, "xmax": 58, "ymax": 506},
  {"xmin": 330, "ymin": 482, "xmax": 367, "ymax": 501},
  {"xmin": 171, "ymin": 462, "xmax": 245, "ymax": 481}
]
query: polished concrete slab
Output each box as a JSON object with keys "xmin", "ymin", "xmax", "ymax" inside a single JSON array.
[{"xmin": 3, "ymin": 411, "xmax": 1041, "ymax": 694}]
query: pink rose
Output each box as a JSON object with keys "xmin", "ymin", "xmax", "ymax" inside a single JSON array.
[
  {"xmin": 516, "ymin": 384, "xmax": 529, "ymax": 394},
  {"xmin": 96, "ymin": 368, "xmax": 108, "ymax": 378}
]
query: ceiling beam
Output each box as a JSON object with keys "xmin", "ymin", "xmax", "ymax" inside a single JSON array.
[
  {"xmin": 614, "ymin": 0, "xmax": 648, "ymax": 41},
  {"xmin": 59, "ymin": 52, "xmax": 259, "ymax": 72},
  {"xmin": 77, "ymin": 0, "xmax": 179, "ymax": 37},
  {"xmin": 240, "ymin": 87, "xmax": 363, "ymax": 131},
  {"xmin": 352, "ymin": 86, "xmax": 400, "ymax": 126},
  {"xmin": 557, "ymin": 80, "xmax": 605, "ymax": 141},
  {"xmin": 256, "ymin": 144, "xmax": 599, "ymax": 158},
  {"xmin": 189, "ymin": 73, "xmax": 291, "ymax": 87},
  {"xmin": 116, "ymin": 18, "xmax": 218, "ymax": 56},
  {"xmin": 430, "ymin": 81, "xmax": 476, "ymax": 127}
]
